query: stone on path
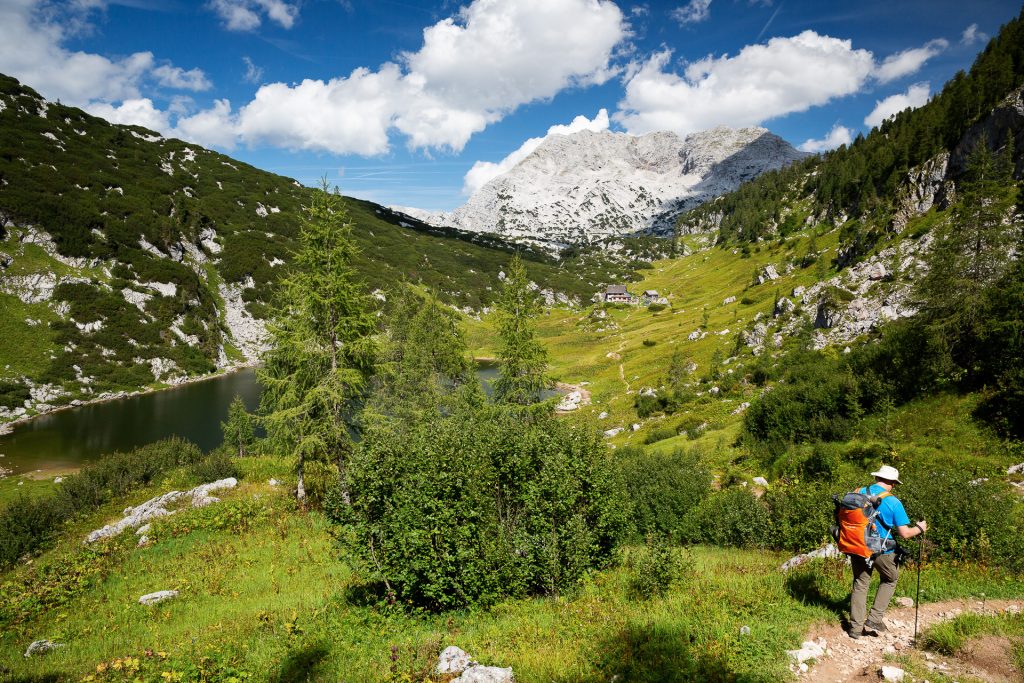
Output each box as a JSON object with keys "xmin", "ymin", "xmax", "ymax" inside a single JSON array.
[
  {"xmin": 894, "ymin": 597, "xmax": 914, "ymax": 608},
  {"xmin": 786, "ymin": 638, "xmax": 827, "ymax": 664},
  {"xmin": 880, "ymin": 665, "xmax": 905, "ymax": 681},
  {"xmin": 139, "ymin": 590, "xmax": 179, "ymax": 606},
  {"xmin": 24, "ymin": 640, "xmax": 63, "ymax": 657}
]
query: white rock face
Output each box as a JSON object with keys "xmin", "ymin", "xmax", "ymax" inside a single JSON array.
[
  {"xmin": 454, "ymin": 666, "xmax": 515, "ymax": 683},
  {"xmin": 401, "ymin": 126, "xmax": 806, "ymax": 245},
  {"xmin": 218, "ymin": 281, "xmax": 269, "ymax": 360}
]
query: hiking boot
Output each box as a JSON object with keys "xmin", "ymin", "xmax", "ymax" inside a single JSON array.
[
  {"xmin": 847, "ymin": 628, "xmax": 863, "ymax": 639},
  {"xmin": 865, "ymin": 619, "xmax": 887, "ymax": 633}
]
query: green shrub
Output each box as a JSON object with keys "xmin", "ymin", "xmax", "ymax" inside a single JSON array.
[
  {"xmin": 643, "ymin": 425, "xmax": 678, "ymax": 445},
  {"xmin": 762, "ymin": 482, "xmax": 833, "ymax": 552},
  {"xmin": 618, "ymin": 448, "xmax": 712, "ymax": 539},
  {"xmin": 740, "ymin": 296, "xmax": 755, "ymax": 305},
  {"xmin": 647, "ymin": 303, "xmax": 666, "ymax": 313},
  {"xmin": 634, "ymin": 393, "xmax": 663, "ymax": 418},
  {"xmin": 187, "ymin": 451, "xmax": 240, "ymax": 484},
  {"xmin": 681, "ymin": 488, "xmax": 768, "ymax": 548},
  {"xmin": 0, "ymin": 381, "xmax": 30, "ymax": 409},
  {"xmin": 642, "ymin": 339, "xmax": 657, "ymax": 347},
  {"xmin": 345, "ymin": 402, "xmax": 626, "ymax": 610},
  {"xmin": 627, "ymin": 538, "xmax": 693, "ymax": 600},
  {"xmin": 898, "ymin": 460, "xmax": 1024, "ymax": 572}
]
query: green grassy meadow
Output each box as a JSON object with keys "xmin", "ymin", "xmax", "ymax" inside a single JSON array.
[{"xmin": 3, "ymin": 450, "xmax": 1020, "ymax": 683}]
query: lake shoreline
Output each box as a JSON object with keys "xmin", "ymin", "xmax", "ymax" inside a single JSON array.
[{"xmin": 0, "ymin": 361, "xmax": 259, "ymax": 437}]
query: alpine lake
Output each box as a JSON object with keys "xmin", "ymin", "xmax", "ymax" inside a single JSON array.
[{"xmin": 0, "ymin": 361, "xmax": 538, "ymax": 478}]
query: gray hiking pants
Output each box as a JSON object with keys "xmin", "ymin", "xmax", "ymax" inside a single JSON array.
[{"xmin": 850, "ymin": 552, "xmax": 899, "ymax": 632}]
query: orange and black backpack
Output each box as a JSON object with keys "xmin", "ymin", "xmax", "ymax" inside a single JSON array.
[{"xmin": 832, "ymin": 488, "xmax": 897, "ymax": 565}]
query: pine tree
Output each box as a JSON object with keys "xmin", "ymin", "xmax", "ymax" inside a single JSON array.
[
  {"xmin": 258, "ymin": 181, "xmax": 377, "ymax": 506},
  {"xmin": 221, "ymin": 395, "xmax": 255, "ymax": 458},
  {"xmin": 493, "ymin": 254, "xmax": 549, "ymax": 405}
]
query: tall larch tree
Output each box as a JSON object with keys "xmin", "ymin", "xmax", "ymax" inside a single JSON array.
[{"xmin": 258, "ymin": 182, "xmax": 377, "ymax": 506}]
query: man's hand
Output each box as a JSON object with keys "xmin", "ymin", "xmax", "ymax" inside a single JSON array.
[{"xmin": 917, "ymin": 520, "xmax": 928, "ymax": 534}]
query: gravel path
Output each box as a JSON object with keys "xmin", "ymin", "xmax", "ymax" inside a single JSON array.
[{"xmin": 797, "ymin": 598, "xmax": 1022, "ymax": 682}]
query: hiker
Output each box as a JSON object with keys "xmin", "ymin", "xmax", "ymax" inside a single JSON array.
[{"xmin": 843, "ymin": 465, "xmax": 927, "ymax": 639}]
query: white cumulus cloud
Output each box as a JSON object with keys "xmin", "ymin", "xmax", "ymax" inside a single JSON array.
[
  {"xmin": 86, "ymin": 98, "xmax": 170, "ymax": 131},
  {"xmin": 671, "ymin": 0, "xmax": 711, "ymax": 25},
  {"xmin": 614, "ymin": 31, "xmax": 875, "ymax": 137},
  {"xmin": 208, "ymin": 0, "xmax": 299, "ymax": 31},
  {"xmin": 0, "ymin": 0, "xmax": 211, "ymax": 107},
  {"xmin": 181, "ymin": 0, "xmax": 626, "ymax": 155},
  {"xmin": 864, "ymin": 82, "xmax": 931, "ymax": 128},
  {"xmin": 463, "ymin": 109, "xmax": 609, "ymax": 195},
  {"xmin": 798, "ymin": 123, "xmax": 852, "ymax": 153},
  {"xmin": 873, "ymin": 39, "xmax": 947, "ymax": 83}
]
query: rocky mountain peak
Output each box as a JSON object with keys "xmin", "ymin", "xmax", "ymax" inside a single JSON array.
[{"xmin": 399, "ymin": 125, "xmax": 807, "ymax": 246}]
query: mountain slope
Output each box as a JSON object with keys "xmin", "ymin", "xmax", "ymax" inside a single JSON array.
[
  {"xmin": 406, "ymin": 126, "xmax": 807, "ymax": 245},
  {"xmin": 0, "ymin": 74, "xmax": 644, "ymax": 423}
]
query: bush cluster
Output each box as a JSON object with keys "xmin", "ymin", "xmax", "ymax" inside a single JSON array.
[{"xmin": 344, "ymin": 401, "xmax": 626, "ymax": 610}]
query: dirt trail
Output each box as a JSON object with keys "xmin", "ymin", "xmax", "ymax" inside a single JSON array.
[
  {"xmin": 614, "ymin": 337, "xmax": 630, "ymax": 393},
  {"xmin": 799, "ymin": 598, "xmax": 1022, "ymax": 682}
]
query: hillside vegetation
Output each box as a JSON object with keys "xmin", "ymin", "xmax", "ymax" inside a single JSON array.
[
  {"xmin": 0, "ymin": 75, "xmax": 643, "ymax": 417},
  {"xmin": 2, "ymin": 11, "xmax": 1024, "ymax": 683}
]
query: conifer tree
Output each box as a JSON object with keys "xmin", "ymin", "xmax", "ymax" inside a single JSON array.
[
  {"xmin": 493, "ymin": 254, "xmax": 549, "ymax": 405},
  {"xmin": 221, "ymin": 395, "xmax": 255, "ymax": 458},
  {"xmin": 258, "ymin": 181, "xmax": 377, "ymax": 506}
]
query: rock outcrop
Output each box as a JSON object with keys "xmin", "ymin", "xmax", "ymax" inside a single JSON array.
[{"xmin": 85, "ymin": 478, "xmax": 237, "ymax": 543}]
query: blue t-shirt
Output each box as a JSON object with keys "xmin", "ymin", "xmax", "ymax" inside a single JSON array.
[{"xmin": 860, "ymin": 484, "xmax": 911, "ymax": 553}]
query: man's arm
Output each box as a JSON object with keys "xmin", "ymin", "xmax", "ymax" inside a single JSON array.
[{"xmin": 896, "ymin": 520, "xmax": 928, "ymax": 539}]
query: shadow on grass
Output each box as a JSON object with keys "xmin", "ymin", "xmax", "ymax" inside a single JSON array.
[
  {"xmin": 3, "ymin": 676, "xmax": 63, "ymax": 683},
  {"xmin": 573, "ymin": 621, "xmax": 760, "ymax": 683},
  {"xmin": 271, "ymin": 642, "xmax": 330, "ymax": 683},
  {"xmin": 785, "ymin": 567, "xmax": 848, "ymax": 619}
]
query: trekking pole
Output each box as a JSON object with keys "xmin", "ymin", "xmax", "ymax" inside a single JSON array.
[{"xmin": 913, "ymin": 527, "xmax": 926, "ymax": 643}]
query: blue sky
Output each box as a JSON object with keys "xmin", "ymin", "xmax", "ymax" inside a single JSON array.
[{"xmin": 0, "ymin": 0, "xmax": 1019, "ymax": 211}]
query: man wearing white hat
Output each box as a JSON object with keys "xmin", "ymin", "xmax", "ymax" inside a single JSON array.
[{"xmin": 849, "ymin": 465, "xmax": 928, "ymax": 639}]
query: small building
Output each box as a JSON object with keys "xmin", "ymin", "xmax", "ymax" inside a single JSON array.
[
  {"xmin": 642, "ymin": 289, "xmax": 670, "ymax": 306},
  {"xmin": 603, "ymin": 284, "xmax": 634, "ymax": 303}
]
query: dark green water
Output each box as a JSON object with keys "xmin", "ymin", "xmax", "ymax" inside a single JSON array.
[{"xmin": 0, "ymin": 369, "xmax": 261, "ymax": 476}]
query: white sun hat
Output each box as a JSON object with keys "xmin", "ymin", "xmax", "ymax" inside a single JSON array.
[{"xmin": 871, "ymin": 465, "xmax": 903, "ymax": 484}]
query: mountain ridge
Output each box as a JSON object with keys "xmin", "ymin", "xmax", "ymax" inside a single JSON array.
[{"xmin": 395, "ymin": 125, "xmax": 809, "ymax": 245}]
